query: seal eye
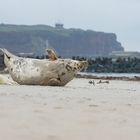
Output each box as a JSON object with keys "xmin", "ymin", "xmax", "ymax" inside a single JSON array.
[{"xmin": 66, "ymin": 64, "xmax": 72, "ymax": 71}]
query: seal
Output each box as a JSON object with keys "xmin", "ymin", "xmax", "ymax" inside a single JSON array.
[
  {"xmin": 0, "ymin": 74, "xmax": 18, "ymax": 85},
  {"xmin": 0, "ymin": 48, "xmax": 88, "ymax": 86}
]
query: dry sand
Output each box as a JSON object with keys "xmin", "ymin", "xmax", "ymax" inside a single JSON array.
[{"xmin": 0, "ymin": 78, "xmax": 140, "ymax": 140}]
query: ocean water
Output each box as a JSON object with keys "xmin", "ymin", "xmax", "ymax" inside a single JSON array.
[{"xmin": 80, "ymin": 72, "xmax": 140, "ymax": 78}]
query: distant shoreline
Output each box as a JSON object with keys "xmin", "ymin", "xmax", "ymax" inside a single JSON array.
[{"xmin": 76, "ymin": 73, "xmax": 140, "ymax": 81}]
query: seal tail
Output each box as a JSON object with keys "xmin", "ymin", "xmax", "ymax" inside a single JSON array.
[
  {"xmin": 0, "ymin": 48, "xmax": 16, "ymax": 67},
  {"xmin": 0, "ymin": 48, "xmax": 16, "ymax": 59}
]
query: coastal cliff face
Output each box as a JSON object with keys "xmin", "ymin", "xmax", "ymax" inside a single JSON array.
[{"xmin": 0, "ymin": 24, "xmax": 124, "ymax": 57}]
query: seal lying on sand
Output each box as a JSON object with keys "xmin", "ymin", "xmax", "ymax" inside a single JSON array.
[{"xmin": 0, "ymin": 48, "xmax": 88, "ymax": 86}]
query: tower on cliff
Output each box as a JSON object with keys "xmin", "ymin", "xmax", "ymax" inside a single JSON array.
[{"xmin": 55, "ymin": 23, "xmax": 64, "ymax": 29}]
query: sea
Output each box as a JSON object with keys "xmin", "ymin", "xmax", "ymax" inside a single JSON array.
[{"xmin": 80, "ymin": 72, "xmax": 140, "ymax": 78}]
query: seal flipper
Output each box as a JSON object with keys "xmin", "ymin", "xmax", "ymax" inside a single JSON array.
[
  {"xmin": 0, "ymin": 48, "xmax": 17, "ymax": 67},
  {"xmin": 0, "ymin": 48, "xmax": 16, "ymax": 58},
  {"xmin": 46, "ymin": 48, "xmax": 58, "ymax": 61},
  {"xmin": 47, "ymin": 78, "xmax": 61, "ymax": 86}
]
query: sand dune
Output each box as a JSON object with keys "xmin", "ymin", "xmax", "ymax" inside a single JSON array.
[{"xmin": 0, "ymin": 78, "xmax": 140, "ymax": 140}]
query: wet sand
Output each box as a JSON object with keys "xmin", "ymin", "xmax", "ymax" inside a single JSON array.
[{"xmin": 0, "ymin": 78, "xmax": 140, "ymax": 140}]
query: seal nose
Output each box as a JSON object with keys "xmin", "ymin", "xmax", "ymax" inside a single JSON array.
[{"xmin": 79, "ymin": 61, "xmax": 88, "ymax": 70}]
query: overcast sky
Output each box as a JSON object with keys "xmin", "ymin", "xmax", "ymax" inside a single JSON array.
[{"xmin": 0, "ymin": 0, "xmax": 139, "ymax": 51}]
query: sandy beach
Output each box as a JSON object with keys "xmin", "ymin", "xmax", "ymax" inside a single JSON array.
[{"xmin": 0, "ymin": 77, "xmax": 140, "ymax": 140}]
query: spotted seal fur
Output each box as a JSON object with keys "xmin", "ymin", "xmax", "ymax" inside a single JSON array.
[{"xmin": 0, "ymin": 48, "xmax": 88, "ymax": 86}]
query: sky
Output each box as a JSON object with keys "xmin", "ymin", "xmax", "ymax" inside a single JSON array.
[{"xmin": 0, "ymin": 0, "xmax": 139, "ymax": 52}]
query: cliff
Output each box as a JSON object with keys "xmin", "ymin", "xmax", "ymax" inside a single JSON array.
[{"xmin": 0, "ymin": 24, "xmax": 124, "ymax": 57}]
